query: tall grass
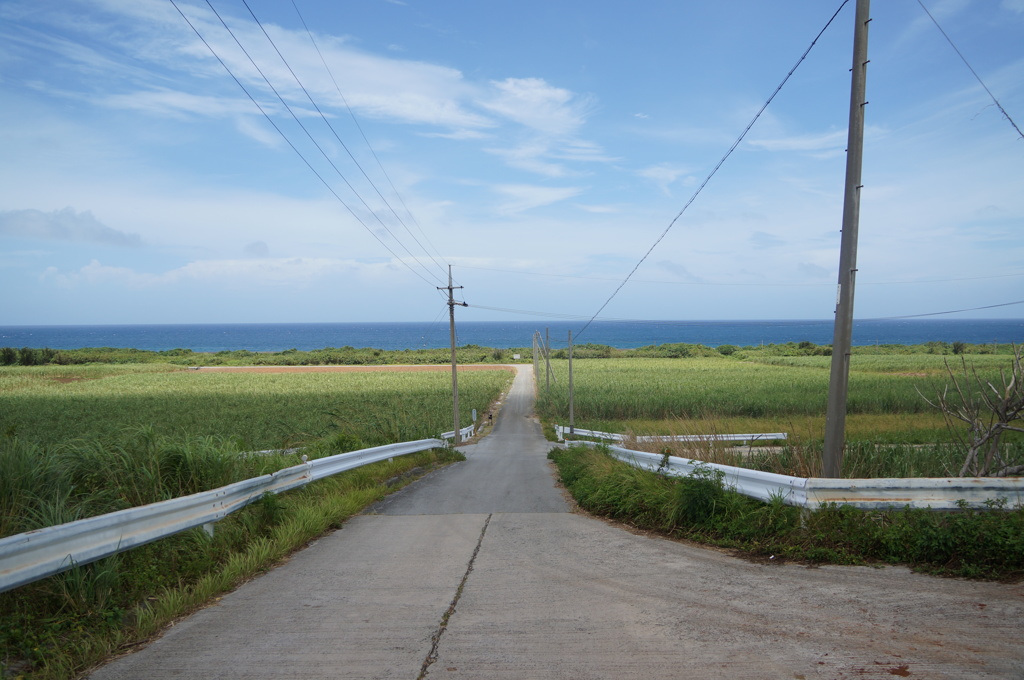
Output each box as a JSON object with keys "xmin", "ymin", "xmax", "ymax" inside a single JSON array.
[
  {"xmin": 0, "ymin": 366, "xmax": 513, "ymax": 449},
  {"xmin": 1, "ymin": 436, "xmax": 464, "ymax": 679},
  {"xmin": 536, "ymin": 356, "xmax": 965, "ymax": 421},
  {"xmin": 550, "ymin": 445, "xmax": 1024, "ymax": 579},
  {"xmin": 0, "ymin": 365, "xmax": 512, "ymax": 677}
]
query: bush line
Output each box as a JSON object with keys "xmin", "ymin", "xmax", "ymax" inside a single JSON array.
[{"xmin": 548, "ymin": 445, "xmax": 1024, "ymax": 580}]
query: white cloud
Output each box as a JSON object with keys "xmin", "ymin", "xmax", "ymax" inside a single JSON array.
[
  {"xmin": 636, "ymin": 164, "xmax": 691, "ymax": 195},
  {"xmin": 0, "ymin": 208, "xmax": 141, "ymax": 246},
  {"xmin": 575, "ymin": 204, "xmax": 619, "ymax": 214},
  {"xmin": 746, "ymin": 129, "xmax": 847, "ymax": 153},
  {"xmin": 493, "ymin": 184, "xmax": 584, "ymax": 215},
  {"xmin": 479, "ymin": 77, "xmax": 591, "ymax": 137},
  {"xmin": 40, "ymin": 255, "xmax": 398, "ymax": 290}
]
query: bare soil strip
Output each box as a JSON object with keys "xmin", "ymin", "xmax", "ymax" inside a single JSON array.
[{"xmin": 197, "ymin": 365, "xmax": 515, "ymax": 374}]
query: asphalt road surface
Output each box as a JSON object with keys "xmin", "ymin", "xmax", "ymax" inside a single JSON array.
[{"xmin": 90, "ymin": 365, "xmax": 1023, "ymax": 679}]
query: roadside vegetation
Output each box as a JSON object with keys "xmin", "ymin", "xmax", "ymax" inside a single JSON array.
[
  {"xmin": 2, "ymin": 339, "xmax": 1022, "ymax": 676},
  {"xmin": 0, "ymin": 338, "xmax": 1012, "ymax": 368},
  {"xmin": 549, "ymin": 445, "xmax": 1024, "ymax": 580},
  {"xmin": 1, "ymin": 365, "xmax": 513, "ymax": 450},
  {"xmin": 535, "ymin": 344, "xmax": 1023, "ymax": 478},
  {"xmin": 0, "ymin": 345, "xmax": 529, "ymax": 367},
  {"xmin": 0, "ymin": 366, "xmax": 512, "ymax": 679}
]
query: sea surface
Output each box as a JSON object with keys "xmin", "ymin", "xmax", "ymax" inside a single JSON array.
[{"xmin": 1, "ymin": 319, "xmax": 1021, "ymax": 353}]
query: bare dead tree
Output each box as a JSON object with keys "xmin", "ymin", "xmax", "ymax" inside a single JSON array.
[{"xmin": 919, "ymin": 346, "xmax": 1024, "ymax": 477}]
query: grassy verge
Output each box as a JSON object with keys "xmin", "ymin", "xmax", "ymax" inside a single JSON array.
[
  {"xmin": 549, "ymin": 445, "xmax": 1024, "ymax": 580},
  {"xmin": 1, "ymin": 441, "xmax": 463, "ymax": 680}
]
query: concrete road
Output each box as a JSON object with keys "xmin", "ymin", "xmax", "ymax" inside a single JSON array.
[{"xmin": 91, "ymin": 365, "xmax": 1024, "ymax": 679}]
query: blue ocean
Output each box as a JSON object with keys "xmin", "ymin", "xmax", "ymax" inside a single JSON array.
[{"xmin": 0, "ymin": 319, "xmax": 1021, "ymax": 353}]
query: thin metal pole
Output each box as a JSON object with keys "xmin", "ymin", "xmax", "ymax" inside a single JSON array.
[
  {"xmin": 568, "ymin": 330, "xmax": 575, "ymax": 436},
  {"xmin": 824, "ymin": 0, "xmax": 871, "ymax": 478},
  {"xmin": 438, "ymin": 265, "xmax": 466, "ymax": 444}
]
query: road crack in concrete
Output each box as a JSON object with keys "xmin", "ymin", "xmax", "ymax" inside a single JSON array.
[{"xmin": 418, "ymin": 513, "xmax": 492, "ymax": 679}]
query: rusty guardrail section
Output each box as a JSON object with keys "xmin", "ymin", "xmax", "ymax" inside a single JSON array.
[
  {"xmin": 568, "ymin": 441, "xmax": 1024, "ymax": 511},
  {"xmin": 0, "ymin": 438, "xmax": 445, "ymax": 594}
]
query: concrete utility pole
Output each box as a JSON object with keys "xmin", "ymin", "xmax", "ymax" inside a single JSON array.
[
  {"xmin": 568, "ymin": 330, "xmax": 575, "ymax": 437},
  {"xmin": 823, "ymin": 0, "xmax": 871, "ymax": 478},
  {"xmin": 439, "ymin": 266, "xmax": 468, "ymax": 444}
]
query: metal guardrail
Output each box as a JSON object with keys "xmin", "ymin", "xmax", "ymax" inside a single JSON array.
[
  {"xmin": 441, "ymin": 423, "xmax": 475, "ymax": 441},
  {"xmin": 571, "ymin": 442, "xmax": 1024, "ymax": 511},
  {"xmin": 0, "ymin": 438, "xmax": 445, "ymax": 594},
  {"xmin": 556, "ymin": 425, "xmax": 787, "ymax": 445}
]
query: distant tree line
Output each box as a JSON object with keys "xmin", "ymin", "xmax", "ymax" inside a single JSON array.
[{"xmin": 0, "ymin": 339, "xmax": 1008, "ymax": 367}]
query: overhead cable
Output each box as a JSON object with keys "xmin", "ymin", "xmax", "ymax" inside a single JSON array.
[
  {"xmin": 242, "ymin": 0, "xmax": 449, "ymax": 282},
  {"xmin": 169, "ymin": 0, "xmax": 442, "ymax": 289},
  {"xmin": 870, "ymin": 298, "xmax": 1024, "ymax": 320},
  {"xmin": 457, "ymin": 264, "xmax": 1024, "ymax": 287},
  {"xmin": 205, "ymin": 0, "xmax": 445, "ymax": 287},
  {"xmin": 574, "ymin": 0, "xmax": 852, "ymax": 339},
  {"xmin": 289, "ymin": 0, "xmax": 451, "ymax": 279},
  {"xmin": 916, "ymin": 0, "xmax": 1024, "ymax": 141}
]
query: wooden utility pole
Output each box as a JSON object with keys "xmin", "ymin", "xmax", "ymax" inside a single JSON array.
[
  {"xmin": 439, "ymin": 266, "xmax": 467, "ymax": 444},
  {"xmin": 824, "ymin": 0, "xmax": 871, "ymax": 478}
]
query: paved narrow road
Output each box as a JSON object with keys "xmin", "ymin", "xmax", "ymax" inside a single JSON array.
[{"xmin": 91, "ymin": 365, "xmax": 1023, "ymax": 679}]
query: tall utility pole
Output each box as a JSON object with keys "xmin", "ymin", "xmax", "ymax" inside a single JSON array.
[
  {"xmin": 439, "ymin": 266, "xmax": 467, "ymax": 444},
  {"xmin": 568, "ymin": 330, "xmax": 575, "ymax": 437},
  {"xmin": 824, "ymin": 0, "xmax": 871, "ymax": 478}
]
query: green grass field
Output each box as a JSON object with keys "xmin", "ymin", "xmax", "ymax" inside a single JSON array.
[
  {"xmin": 1, "ymin": 365, "xmax": 514, "ymax": 449},
  {"xmin": 535, "ymin": 354, "xmax": 1023, "ymax": 477},
  {"xmin": 0, "ymin": 364, "xmax": 513, "ymax": 679}
]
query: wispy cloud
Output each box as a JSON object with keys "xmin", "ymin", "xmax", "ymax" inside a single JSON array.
[
  {"xmin": 493, "ymin": 184, "xmax": 584, "ymax": 214},
  {"xmin": 478, "ymin": 77, "xmax": 592, "ymax": 136},
  {"xmin": 746, "ymin": 129, "xmax": 847, "ymax": 153},
  {"xmin": 0, "ymin": 208, "xmax": 141, "ymax": 246},
  {"xmin": 40, "ymin": 255, "xmax": 392, "ymax": 289},
  {"xmin": 636, "ymin": 164, "xmax": 692, "ymax": 195}
]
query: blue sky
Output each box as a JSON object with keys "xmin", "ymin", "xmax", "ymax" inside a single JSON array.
[{"xmin": 1, "ymin": 0, "xmax": 1022, "ymax": 325}]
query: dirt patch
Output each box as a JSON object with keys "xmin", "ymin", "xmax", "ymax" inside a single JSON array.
[{"xmin": 196, "ymin": 365, "xmax": 517, "ymax": 374}]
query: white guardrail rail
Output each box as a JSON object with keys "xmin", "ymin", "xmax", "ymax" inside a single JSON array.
[
  {"xmin": 441, "ymin": 423, "xmax": 475, "ymax": 441},
  {"xmin": 564, "ymin": 439, "xmax": 1024, "ymax": 511},
  {"xmin": 0, "ymin": 438, "xmax": 450, "ymax": 594},
  {"xmin": 556, "ymin": 425, "xmax": 787, "ymax": 445}
]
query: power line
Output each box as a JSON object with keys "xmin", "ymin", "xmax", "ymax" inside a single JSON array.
[
  {"xmin": 870, "ymin": 298, "xmax": 1024, "ymax": 320},
  {"xmin": 205, "ymin": 0, "xmax": 445, "ymax": 288},
  {"xmin": 574, "ymin": 0, "xmax": 852, "ymax": 338},
  {"xmin": 470, "ymin": 297, "xmax": 1024, "ymax": 326},
  {"xmin": 240, "ymin": 0, "xmax": 449, "ymax": 283},
  {"xmin": 289, "ymin": 0, "xmax": 451, "ymax": 278},
  {"xmin": 916, "ymin": 0, "xmax": 1024, "ymax": 141},
  {"xmin": 169, "ymin": 0, "xmax": 441, "ymax": 289},
  {"xmin": 457, "ymin": 264, "xmax": 1024, "ymax": 287}
]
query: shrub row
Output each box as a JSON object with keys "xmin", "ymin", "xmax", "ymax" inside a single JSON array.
[{"xmin": 549, "ymin": 445, "xmax": 1024, "ymax": 580}]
